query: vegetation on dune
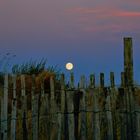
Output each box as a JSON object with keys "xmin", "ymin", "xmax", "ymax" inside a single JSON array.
[
  {"xmin": 11, "ymin": 58, "xmax": 60, "ymax": 76},
  {"xmin": 11, "ymin": 58, "xmax": 47, "ymax": 75},
  {"xmin": 0, "ymin": 53, "xmax": 61, "ymax": 78}
]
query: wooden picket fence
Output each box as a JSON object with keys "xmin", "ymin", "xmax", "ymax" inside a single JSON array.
[{"xmin": 0, "ymin": 72, "xmax": 140, "ymax": 140}]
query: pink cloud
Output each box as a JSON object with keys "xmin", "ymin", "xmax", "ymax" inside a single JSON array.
[
  {"xmin": 65, "ymin": 6, "xmax": 140, "ymax": 34},
  {"xmin": 66, "ymin": 7, "xmax": 140, "ymax": 18},
  {"xmin": 117, "ymin": 11, "xmax": 140, "ymax": 17}
]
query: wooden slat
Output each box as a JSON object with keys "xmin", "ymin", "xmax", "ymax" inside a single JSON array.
[
  {"xmin": 79, "ymin": 75, "xmax": 87, "ymax": 140},
  {"xmin": 31, "ymin": 75, "xmax": 39, "ymax": 140},
  {"xmin": 1, "ymin": 74, "xmax": 8, "ymax": 140},
  {"xmin": 60, "ymin": 74, "xmax": 65, "ymax": 140},
  {"xmin": 66, "ymin": 90, "xmax": 75, "ymax": 140},
  {"xmin": 124, "ymin": 37, "xmax": 133, "ymax": 87},
  {"xmin": 93, "ymin": 88, "xmax": 101, "ymax": 140},
  {"xmin": 100, "ymin": 73, "xmax": 104, "ymax": 88},
  {"xmin": 50, "ymin": 76, "xmax": 58, "ymax": 140},
  {"xmin": 89, "ymin": 74, "xmax": 95, "ymax": 88},
  {"xmin": 110, "ymin": 72, "xmax": 115, "ymax": 88},
  {"xmin": 70, "ymin": 72, "xmax": 74, "ymax": 89},
  {"xmin": 10, "ymin": 75, "xmax": 17, "ymax": 140},
  {"xmin": 105, "ymin": 88, "xmax": 113, "ymax": 140}
]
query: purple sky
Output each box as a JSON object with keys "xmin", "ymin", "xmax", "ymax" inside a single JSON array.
[{"xmin": 0, "ymin": 0, "xmax": 140, "ymax": 85}]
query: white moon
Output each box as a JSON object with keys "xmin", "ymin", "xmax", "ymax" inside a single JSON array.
[{"xmin": 66, "ymin": 62, "xmax": 73, "ymax": 70}]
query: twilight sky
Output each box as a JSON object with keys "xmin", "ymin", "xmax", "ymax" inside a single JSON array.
[{"xmin": 0, "ymin": 0, "xmax": 140, "ymax": 85}]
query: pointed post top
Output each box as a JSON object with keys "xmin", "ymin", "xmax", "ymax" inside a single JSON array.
[
  {"xmin": 100, "ymin": 73, "xmax": 104, "ymax": 88},
  {"xmin": 124, "ymin": 37, "xmax": 133, "ymax": 87}
]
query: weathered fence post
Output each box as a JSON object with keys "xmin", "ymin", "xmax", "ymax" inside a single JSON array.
[
  {"xmin": 124, "ymin": 37, "xmax": 133, "ymax": 87},
  {"xmin": 93, "ymin": 87, "xmax": 101, "ymax": 140},
  {"xmin": 100, "ymin": 73, "xmax": 104, "ymax": 88},
  {"xmin": 50, "ymin": 76, "xmax": 58, "ymax": 140},
  {"xmin": 1, "ymin": 74, "xmax": 8, "ymax": 140},
  {"xmin": 70, "ymin": 72, "xmax": 74, "ymax": 89},
  {"xmin": 21, "ymin": 75, "xmax": 28, "ymax": 140},
  {"xmin": 124, "ymin": 37, "xmax": 134, "ymax": 140},
  {"xmin": 92, "ymin": 73, "xmax": 106, "ymax": 140},
  {"xmin": 105, "ymin": 87, "xmax": 113, "ymax": 140},
  {"xmin": 110, "ymin": 72, "xmax": 115, "ymax": 88},
  {"xmin": 39, "ymin": 78, "xmax": 49, "ymax": 140},
  {"xmin": 11, "ymin": 75, "xmax": 17, "ymax": 140},
  {"xmin": 118, "ymin": 72, "xmax": 127, "ymax": 140},
  {"xmin": 125, "ymin": 87, "xmax": 135, "ymax": 140},
  {"xmin": 89, "ymin": 74, "xmax": 95, "ymax": 88},
  {"xmin": 110, "ymin": 72, "xmax": 116, "ymax": 102},
  {"xmin": 57, "ymin": 74, "xmax": 66, "ymax": 140},
  {"xmin": 66, "ymin": 89, "xmax": 75, "ymax": 140},
  {"xmin": 65, "ymin": 72, "xmax": 75, "ymax": 140},
  {"xmin": 31, "ymin": 75, "xmax": 39, "ymax": 140},
  {"xmin": 79, "ymin": 75, "xmax": 87, "ymax": 140},
  {"xmin": 110, "ymin": 72, "xmax": 118, "ymax": 139},
  {"xmin": 58, "ymin": 74, "xmax": 65, "ymax": 140},
  {"xmin": 126, "ymin": 89, "xmax": 135, "ymax": 139},
  {"xmin": 86, "ymin": 74, "xmax": 95, "ymax": 139},
  {"xmin": 100, "ymin": 73, "xmax": 107, "ymax": 139}
]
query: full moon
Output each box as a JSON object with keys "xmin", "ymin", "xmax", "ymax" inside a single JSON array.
[{"xmin": 66, "ymin": 62, "xmax": 73, "ymax": 70}]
